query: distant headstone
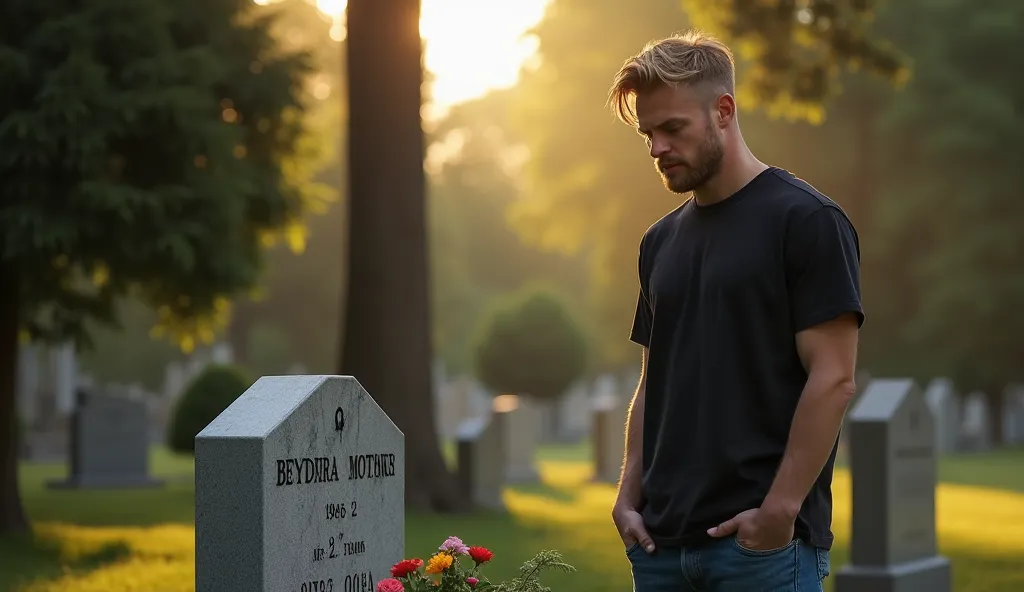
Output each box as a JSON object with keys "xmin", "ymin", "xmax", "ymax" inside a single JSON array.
[
  {"xmin": 195, "ymin": 376, "xmax": 404, "ymax": 592},
  {"xmin": 835, "ymin": 378, "xmax": 951, "ymax": 592},
  {"xmin": 924, "ymin": 378, "xmax": 961, "ymax": 455},
  {"xmin": 556, "ymin": 384, "xmax": 591, "ymax": 443},
  {"xmin": 1001, "ymin": 384, "xmax": 1024, "ymax": 445},
  {"xmin": 959, "ymin": 391, "xmax": 992, "ymax": 451},
  {"xmin": 47, "ymin": 388, "xmax": 164, "ymax": 489},
  {"xmin": 496, "ymin": 395, "xmax": 540, "ymax": 483},
  {"xmin": 592, "ymin": 394, "xmax": 627, "ymax": 484},
  {"xmin": 456, "ymin": 415, "xmax": 505, "ymax": 511}
]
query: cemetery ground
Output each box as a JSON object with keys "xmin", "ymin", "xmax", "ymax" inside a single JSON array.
[{"xmin": 2, "ymin": 446, "xmax": 1023, "ymax": 592}]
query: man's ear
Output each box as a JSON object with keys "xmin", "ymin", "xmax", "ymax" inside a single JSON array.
[{"xmin": 714, "ymin": 92, "xmax": 737, "ymax": 128}]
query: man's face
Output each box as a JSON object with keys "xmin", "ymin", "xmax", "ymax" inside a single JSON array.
[{"xmin": 636, "ymin": 83, "xmax": 724, "ymax": 194}]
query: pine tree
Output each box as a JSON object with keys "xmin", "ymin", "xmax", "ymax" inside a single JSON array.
[{"xmin": 0, "ymin": 0, "xmax": 321, "ymax": 533}]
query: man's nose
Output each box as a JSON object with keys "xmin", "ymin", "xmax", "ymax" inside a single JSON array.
[{"xmin": 649, "ymin": 137, "xmax": 670, "ymax": 159}]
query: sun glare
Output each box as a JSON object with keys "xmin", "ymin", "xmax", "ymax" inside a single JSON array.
[{"xmin": 310, "ymin": 0, "xmax": 549, "ymax": 118}]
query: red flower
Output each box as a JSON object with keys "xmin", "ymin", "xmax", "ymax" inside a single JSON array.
[
  {"xmin": 467, "ymin": 547, "xmax": 494, "ymax": 565},
  {"xmin": 466, "ymin": 577, "xmax": 480, "ymax": 588},
  {"xmin": 391, "ymin": 558, "xmax": 424, "ymax": 578}
]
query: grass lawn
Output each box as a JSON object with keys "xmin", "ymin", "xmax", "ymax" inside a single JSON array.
[{"xmin": 2, "ymin": 445, "xmax": 1023, "ymax": 591}]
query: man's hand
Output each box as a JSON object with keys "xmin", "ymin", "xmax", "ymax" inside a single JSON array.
[
  {"xmin": 706, "ymin": 506, "xmax": 795, "ymax": 551},
  {"xmin": 612, "ymin": 503, "xmax": 656, "ymax": 553}
]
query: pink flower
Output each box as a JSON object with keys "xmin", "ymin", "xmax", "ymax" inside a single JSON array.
[
  {"xmin": 466, "ymin": 576, "xmax": 480, "ymax": 587},
  {"xmin": 376, "ymin": 578, "xmax": 405, "ymax": 592},
  {"xmin": 439, "ymin": 536, "xmax": 470, "ymax": 555}
]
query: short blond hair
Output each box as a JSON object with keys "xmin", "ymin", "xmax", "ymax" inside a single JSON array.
[{"xmin": 608, "ymin": 30, "xmax": 736, "ymax": 126}]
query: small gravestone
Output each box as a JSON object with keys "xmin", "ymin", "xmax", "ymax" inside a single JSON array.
[
  {"xmin": 592, "ymin": 394, "xmax": 627, "ymax": 484},
  {"xmin": 456, "ymin": 415, "xmax": 505, "ymax": 511},
  {"xmin": 924, "ymin": 378, "xmax": 960, "ymax": 455},
  {"xmin": 497, "ymin": 395, "xmax": 540, "ymax": 483},
  {"xmin": 195, "ymin": 375, "xmax": 404, "ymax": 592},
  {"xmin": 959, "ymin": 391, "xmax": 992, "ymax": 451},
  {"xmin": 835, "ymin": 378, "xmax": 951, "ymax": 592},
  {"xmin": 48, "ymin": 388, "xmax": 164, "ymax": 489},
  {"xmin": 1003, "ymin": 384, "xmax": 1024, "ymax": 444}
]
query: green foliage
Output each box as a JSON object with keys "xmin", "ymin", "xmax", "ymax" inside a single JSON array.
[
  {"xmin": 686, "ymin": 0, "xmax": 909, "ymax": 122},
  {"xmin": 863, "ymin": 0, "xmax": 1024, "ymax": 390},
  {"xmin": 427, "ymin": 91, "xmax": 588, "ymax": 375},
  {"xmin": 77, "ymin": 298, "xmax": 183, "ymax": 391},
  {"xmin": 0, "ymin": 0, "xmax": 327, "ymax": 352},
  {"xmin": 167, "ymin": 363, "xmax": 251, "ymax": 454},
  {"xmin": 491, "ymin": 550, "xmax": 577, "ymax": 592},
  {"xmin": 473, "ymin": 286, "xmax": 588, "ymax": 400}
]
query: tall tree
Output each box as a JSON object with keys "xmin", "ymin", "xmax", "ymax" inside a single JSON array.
[
  {"xmin": 342, "ymin": 0, "xmax": 463, "ymax": 510},
  {"xmin": 0, "ymin": 0, "xmax": 318, "ymax": 534}
]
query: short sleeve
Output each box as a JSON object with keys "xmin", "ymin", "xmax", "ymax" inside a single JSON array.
[
  {"xmin": 629, "ymin": 236, "xmax": 653, "ymax": 347},
  {"xmin": 785, "ymin": 206, "xmax": 865, "ymax": 332}
]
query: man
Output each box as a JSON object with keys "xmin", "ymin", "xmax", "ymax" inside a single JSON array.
[{"xmin": 608, "ymin": 30, "xmax": 863, "ymax": 591}]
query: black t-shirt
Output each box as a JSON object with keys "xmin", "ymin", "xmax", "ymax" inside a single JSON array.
[{"xmin": 629, "ymin": 167, "xmax": 864, "ymax": 551}]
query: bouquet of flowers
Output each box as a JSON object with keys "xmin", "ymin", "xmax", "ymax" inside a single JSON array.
[{"xmin": 376, "ymin": 536, "xmax": 575, "ymax": 592}]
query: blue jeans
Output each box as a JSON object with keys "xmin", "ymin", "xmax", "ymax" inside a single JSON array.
[{"xmin": 626, "ymin": 537, "xmax": 830, "ymax": 591}]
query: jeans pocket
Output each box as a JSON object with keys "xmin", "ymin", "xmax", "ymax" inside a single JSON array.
[
  {"xmin": 815, "ymin": 548, "xmax": 831, "ymax": 579},
  {"xmin": 732, "ymin": 537, "xmax": 797, "ymax": 557},
  {"xmin": 625, "ymin": 541, "xmax": 642, "ymax": 556}
]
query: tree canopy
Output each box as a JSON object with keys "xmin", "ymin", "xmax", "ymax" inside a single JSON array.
[
  {"xmin": 0, "ymin": 0, "xmax": 326, "ymax": 533},
  {"xmin": 0, "ymin": 0, "xmax": 327, "ymax": 350},
  {"xmin": 473, "ymin": 286, "xmax": 589, "ymax": 401}
]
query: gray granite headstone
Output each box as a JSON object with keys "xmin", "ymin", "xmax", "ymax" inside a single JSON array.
[
  {"xmin": 47, "ymin": 388, "xmax": 164, "ymax": 489},
  {"xmin": 924, "ymin": 378, "xmax": 961, "ymax": 455},
  {"xmin": 835, "ymin": 378, "xmax": 951, "ymax": 592},
  {"xmin": 591, "ymin": 394, "xmax": 627, "ymax": 484},
  {"xmin": 1002, "ymin": 384, "xmax": 1024, "ymax": 444},
  {"xmin": 195, "ymin": 375, "xmax": 404, "ymax": 592},
  {"xmin": 456, "ymin": 415, "xmax": 505, "ymax": 511}
]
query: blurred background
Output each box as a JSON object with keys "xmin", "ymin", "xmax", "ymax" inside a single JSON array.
[{"xmin": 1, "ymin": 0, "xmax": 1021, "ymax": 590}]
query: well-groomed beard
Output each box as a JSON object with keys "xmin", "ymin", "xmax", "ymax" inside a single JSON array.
[{"xmin": 656, "ymin": 124, "xmax": 724, "ymax": 194}]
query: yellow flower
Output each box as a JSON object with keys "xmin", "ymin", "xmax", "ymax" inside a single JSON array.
[{"xmin": 425, "ymin": 553, "xmax": 453, "ymax": 574}]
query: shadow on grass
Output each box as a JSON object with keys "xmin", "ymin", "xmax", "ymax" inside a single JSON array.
[{"xmin": 0, "ymin": 532, "xmax": 131, "ymax": 592}]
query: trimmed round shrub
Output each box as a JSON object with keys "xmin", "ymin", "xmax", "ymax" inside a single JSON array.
[
  {"xmin": 167, "ymin": 363, "xmax": 252, "ymax": 455},
  {"xmin": 473, "ymin": 286, "xmax": 589, "ymax": 401}
]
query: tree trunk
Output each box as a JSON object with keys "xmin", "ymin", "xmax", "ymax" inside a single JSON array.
[
  {"xmin": 342, "ymin": 0, "xmax": 465, "ymax": 512},
  {"xmin": 0, "ymin": 263, "xmax": 30, "ymax": 534}
]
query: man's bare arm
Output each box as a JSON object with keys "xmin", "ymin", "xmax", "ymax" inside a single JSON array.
[
  {"xmin": 762, "ymin": 313, "xmax": 860, "ymax": 519},
  {"xmin": 616, "ymin": 346, "xmax": 648, "ymax": 510}
]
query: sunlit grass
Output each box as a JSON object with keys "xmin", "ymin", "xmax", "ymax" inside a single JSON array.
[{"xmin": 4, "ymin": 447, "xmax": 1024, "ymax": 591}]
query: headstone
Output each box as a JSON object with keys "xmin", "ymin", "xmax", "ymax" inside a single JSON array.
[
  {"xmin": 47, "ymin": 388, "xmax": 164, "ymax": 489},
  {"xmin": 52, "ymin": 342, "xmax": 77, "ymax": 415},
  {"xmin": 1001, "ymin": 384, "xmax": 1024, "ymax": 445},
  {"xmin": 495, "ymin": 394, "xmax": 540, "ymax": 483},
  {"xmin": 210, "ymin": 342, "xmax": 234, "ymax": 364},
  {"xmin": 556, "ymin": 383, "xmax": 591, "ymax": 442},
  {"xmin": 163, "ymin": 361, "xmax": 187, "ymax": 401},
  {"xmin": 195, "ymin": 375, "xmax": 405, "ymax": 592},
  {"xmin": 834, "ymin": 378, "xmax": 951, "ymax": 592},
  {"xmin": 456, "ymin": 415, "xmax": 505, "ymax": 511},
  {"xmin": 436, "ymin": 377, "xmax": 473, "ymax": 440},
  {"xmin": 924, "ymin": 378, "xmax": 961, "ymax": 455},
  {"xmin": 592, "ymin": 394, "xmax": 627, "ymax": 484},
  {"xmin": 959, "ymin": 391, "xmax": 992, "ymax": 451}
]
